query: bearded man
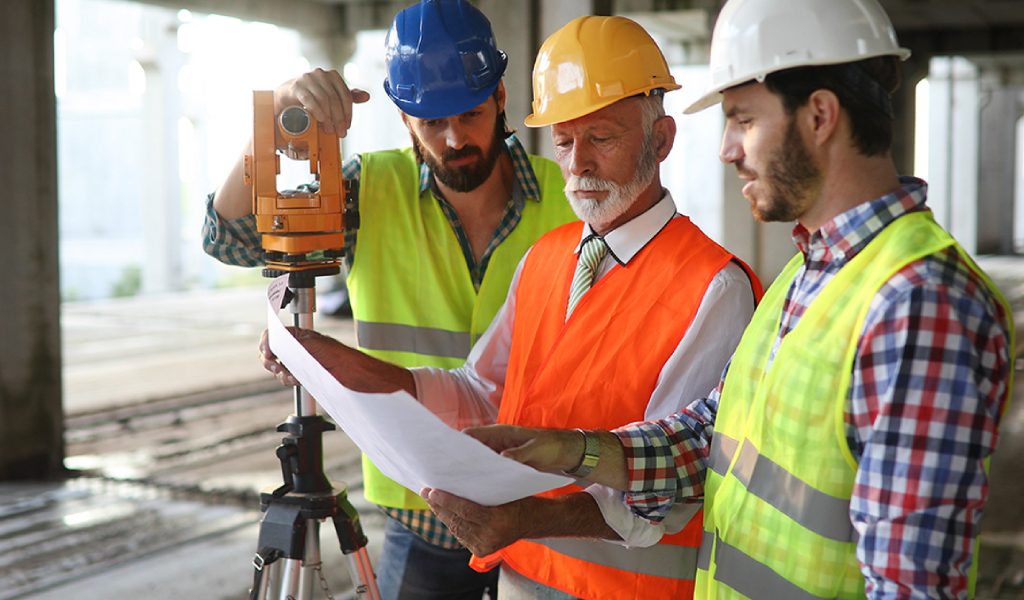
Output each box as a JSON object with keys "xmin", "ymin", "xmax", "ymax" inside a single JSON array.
[
  {"xmin": 203, "ymin": 2, "xmax": 578, "ymax": 597},
  {"xmin": 455, "ymin": 1, "xmax": 1014, "ymax": 598},
  {"xmin": 260, "ymin": 16, "xmax": 759, "ymax": 600}
]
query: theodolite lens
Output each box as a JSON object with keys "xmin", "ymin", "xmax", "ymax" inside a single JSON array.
[{"xmin": 280, "ymin": 106, "xmax": 311, "ymax": 136}]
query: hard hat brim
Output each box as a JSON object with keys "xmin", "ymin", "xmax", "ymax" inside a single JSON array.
[
  {"xmin": 683, "ymin": 47, "xmax": 911, "ymax": 115},
  {"xmin": 524, "ymin": 83, "xmax": 682, "ymax": 128},
  {"xmin": 386, "ymin": 77, "xmax": 504, "ymax": 120}
]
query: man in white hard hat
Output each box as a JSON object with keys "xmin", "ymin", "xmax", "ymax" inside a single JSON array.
[
  {"xmin": 261, "ymin": 15, "xmax": 759, "ymax": 599},
  {"xmin": 458, "ymin": 0, "xmax": 1014, "ymax": 598}
]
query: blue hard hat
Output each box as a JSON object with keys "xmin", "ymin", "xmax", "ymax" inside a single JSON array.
[{"xmin": 383, "ymin": 0, "xmax": 508, "ymax": 119}]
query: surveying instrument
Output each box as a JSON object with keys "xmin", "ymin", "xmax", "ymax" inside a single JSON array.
[{"xmin": 243, "ymin": 90, "xmax": 379, "ymax": 600}]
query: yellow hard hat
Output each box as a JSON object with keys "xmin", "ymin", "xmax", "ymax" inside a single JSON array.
[{"xmin": 525, "ymin": 16, "xmax": 680, "ymax": 128}]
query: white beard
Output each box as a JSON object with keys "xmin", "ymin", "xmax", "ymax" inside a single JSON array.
[{"xmin": 563, "ymin": 141, "xmax": 658, "ymax": 227}]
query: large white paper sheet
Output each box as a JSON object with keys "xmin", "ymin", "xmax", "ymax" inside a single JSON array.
[{"xmin": 266, "ymin": 275, "xmax": 572, "ymax": 506}]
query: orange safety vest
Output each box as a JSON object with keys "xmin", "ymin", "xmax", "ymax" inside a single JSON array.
[{"xmin": 473, "ymin": 217, "xmax": 761, "ymax": 600}]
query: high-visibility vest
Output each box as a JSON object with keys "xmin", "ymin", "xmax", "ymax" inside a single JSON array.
[
  {"xmin": 490, "ymin": 217, "xmax": 760, "ymax": 600},
  {"xmin": 348, "ymin": 147, "xmax": 577, "ymax": 510},
  {"xmin": 701, "ymin": 211, "xmax": 1014, "ymax": 599}
]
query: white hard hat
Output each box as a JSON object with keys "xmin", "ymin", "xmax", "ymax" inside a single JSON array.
[{"xmin": 685, "ymin": 0, "xmax": 910, "ymax": 114}]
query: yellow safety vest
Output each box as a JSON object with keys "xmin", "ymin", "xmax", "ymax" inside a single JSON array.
[
  {"xmin": 348, "ymin": 147, "xmax": 576, "ymax": 509},
  {"xmin": 699, "ymin": 211, "xmax": 1013, "ymax": 598}
]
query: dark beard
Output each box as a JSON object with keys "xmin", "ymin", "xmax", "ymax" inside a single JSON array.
[
  {"xmin": 413, "ymin": 117, "xmax": 505, "ymax": 193},
  {"xmin": 757, "ymin": 118, "xmax": 821, "ymax": 222}
]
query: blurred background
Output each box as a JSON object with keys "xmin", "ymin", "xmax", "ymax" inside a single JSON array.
[{"xmin": 2, "ymin": 0, "xmax": 1024, "ymax": 597}]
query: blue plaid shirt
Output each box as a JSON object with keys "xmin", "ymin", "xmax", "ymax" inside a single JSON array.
[
  {"xmin": 204, "ymin": 134, "xmax": 547, "ymax": 548},
  {"xmin": 614, "ymin": 178, "xmax": 1012, "ymax": 598}
]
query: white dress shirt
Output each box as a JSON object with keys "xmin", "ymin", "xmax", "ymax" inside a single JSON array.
[{"xmin": 412, "ymin": 191, "xmax": 755, "ymax": 546}]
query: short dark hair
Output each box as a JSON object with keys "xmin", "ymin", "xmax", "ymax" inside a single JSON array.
[{"xmin": 763, "ymin": 56, "xmax": 902, "ymax": 157}]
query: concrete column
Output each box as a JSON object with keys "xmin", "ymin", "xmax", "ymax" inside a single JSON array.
[
  {"xmin": 928, "ymin": 57, "xmax": 980, "ymax": 253},
  {"xmin": 0, "ymin": 0, "xmax": 65, "ymax": 479},
  {"xmin": 892, "ymin": 55, "xmax": 929, "ymax": 177},
  {"xmin": 531, "ymin": 0, "xmax": 596, "ymax": 157},
  {"xmin": 301, "ymin": 31, "xmax": 355, "ymax": 70},
  {"xmin": 140, "ymin": 14, "xmax": 183, "ymax": 294},
  {"xmin": 977, "ymin": 81, "xmax": 1021, "ymax": 255},
  {"xmin": 479, "ymin": 0, "xmax": 541, "ymax": 151},
  {"xmin": 1016, "ymin": 98, "xmax": 1024, "ymax": 251}
]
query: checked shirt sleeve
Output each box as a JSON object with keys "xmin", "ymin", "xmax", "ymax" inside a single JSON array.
[
  {"xmin": 849, "ymin": 251, "xmax": 1011, "ymax": 599},
  {"xmin": 201, "ymin": 193, "xmax": 263, "ymax": 267},
  {"xmin": 612, "ymin": 382, "xmax": 721, "ymax": 523}
]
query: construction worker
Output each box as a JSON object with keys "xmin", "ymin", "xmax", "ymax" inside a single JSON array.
[
  {"xmin": 202, "ymin": 1, "xmax": 577, "ymax": 597},
  {"xmin": 457, "ymin": 0, "xmax": 1015, "ymax": 598},
  {"xmin": 261, "ymin": 15, "xmax": 759, "ymax": 599}
]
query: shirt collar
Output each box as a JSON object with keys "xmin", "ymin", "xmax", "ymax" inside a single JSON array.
[
  {"xmin": 791, "ymin": 176, "xmax": 928, "ymax": 264},
  {"xmin": 418, "ymin": 134, "xmax": 541, "ymax": 202},
  {"xmin": 575, "ymin": 190, "xmax": 678, "ymax": 266}
]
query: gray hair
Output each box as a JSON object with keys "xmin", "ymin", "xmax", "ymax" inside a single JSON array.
[
  {"xmin": 634, "ymin": 93, "xmax": 664, "ymax": 189},
  {"xmin": 638, "ymin": 93, "xmax": 666, "ymax": 135}
]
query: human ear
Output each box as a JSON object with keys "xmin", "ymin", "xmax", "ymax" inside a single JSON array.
[
  {"xmin": 653, "ymin": 115, "xmax": 676, "ymax": 162},
  {"xmin": 806, "ymin": 89, "xmax": 840, "ymax": 145}
]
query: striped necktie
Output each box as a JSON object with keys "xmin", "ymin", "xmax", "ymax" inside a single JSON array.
[{"xmin": 566, "ymin": 235, "xmax": 609, "ymax": 319}]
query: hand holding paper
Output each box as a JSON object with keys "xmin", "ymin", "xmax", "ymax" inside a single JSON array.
[{"xmin": 264, "ymin": 275, "xmax": 572, "ymax": 506}]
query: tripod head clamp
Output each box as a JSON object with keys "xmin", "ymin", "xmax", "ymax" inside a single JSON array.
[{"xmin": 244, "ymin": 90, "xmax": 356, "ymax": 277}]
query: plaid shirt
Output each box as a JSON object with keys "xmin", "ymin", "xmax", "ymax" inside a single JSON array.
[
  {"xmin": 614, "ymin": 177, "xmax": 1012, "ymax": 598},
  {"xmin": 203, "ymin": 135, "xmax": 543, "ymax": 549}
]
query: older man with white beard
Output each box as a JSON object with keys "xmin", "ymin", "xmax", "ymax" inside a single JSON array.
[{"xmin": 261, "ymin": 16, "xmax": 760, "ymax": 599}]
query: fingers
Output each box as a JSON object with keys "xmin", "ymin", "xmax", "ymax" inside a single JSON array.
[
  {"xmin": 324, "ymin": 71, "xmax": 356, "ymax": 136},
  {"xmin": 276, "ymin": 68, "xmax": 367, "ymax": 138},
  {"xmin": 463, "ymin": 424, "xmax": 538, "ymax": 453},
  {"xmin": 258, "ymin": 329, "xmax": 298, "ymax": 386},
  {"xmin": 351, "ymin": 88, "xmax": 371, "ymax": 104},
  {"xmin": 421, "ymin": 489, "xmax": 513, "ymax": 556},
  {"xmin": 462, "ymin": 425, "xmax": 578, "ymax": 473},
  {"xmin": 294, "ymin": 74, "xmax": 336, "ymax": 131},
  {"xmin": 421, "ymin": 489, "xmax": 488, "ymax": 539},
  {"xmin": 422, "ymin": 489, "xmax": 484, "ymax": 524}
]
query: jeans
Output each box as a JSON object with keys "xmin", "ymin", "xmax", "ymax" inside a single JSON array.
[{"xmin": 375, "ymin": 517, "xmax": 498, "ymax": 600}]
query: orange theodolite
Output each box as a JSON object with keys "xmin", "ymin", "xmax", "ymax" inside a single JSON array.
[
  {"xmin": 244, "ymin": 90, "xmax": 354, "ymax": 275},
  {"xmin": 241, "ymin": 91, "xmax": 379, "ymax": 599}
]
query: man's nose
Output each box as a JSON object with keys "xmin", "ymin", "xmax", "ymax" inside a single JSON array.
[
  {"xmin": 566, "ymin": 142, "xmax": 594, "ymax": 178},
  {"xmin": 445, "ymin": 122, "xmax": 469, "ymax": 150},
  {"xmin": 720, "ymin": 127, "xmax": 743, "ymax": 165}
]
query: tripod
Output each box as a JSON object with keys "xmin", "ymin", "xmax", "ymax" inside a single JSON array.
[{"xmin": 249, "ymin": 268, "xmax": 379, "ymax": 600}]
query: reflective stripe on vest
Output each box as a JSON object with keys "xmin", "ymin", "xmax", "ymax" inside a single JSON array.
[
  {"xmin": 534, "ymin": 538, "xmax": 699, "ymax": 580},
  {"xmin": 699, "ymin": 211, "xmax": 1013, "ymax": 599},
  {"xmin": 356, "ymin": 320, "xmax": 471, "ymax": 359},
  {"xmin": 708, "ymin": 533, "xmax": 842, "ymax": 600},
  {"xmin": 708, "ymin": 433, "xmax": 856, "ymax": 543},
  {"xmin": 351, "ymin": 148, "xmax": 576, "ymax": 509}
]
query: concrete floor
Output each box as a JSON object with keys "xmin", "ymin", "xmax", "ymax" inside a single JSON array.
[
  {"xmin": 3, "ymin": 262, "xmax": 1024, "ymax": 598},
  {"xmin": 2, "ymin": 285, "xmax": 379, "ymax": 600}
]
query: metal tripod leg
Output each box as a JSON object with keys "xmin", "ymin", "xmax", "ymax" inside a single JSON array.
[
  {"xmin": 250, "ymin": 275, "xmax": 379, "ymax": 599},
  {"xmin": 250, "ymin": 480, "xmax": 379, "ymax": 599},
  {"xmin": 330, "ymin": 488, "xmax": 379, "ymax": 599}
]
